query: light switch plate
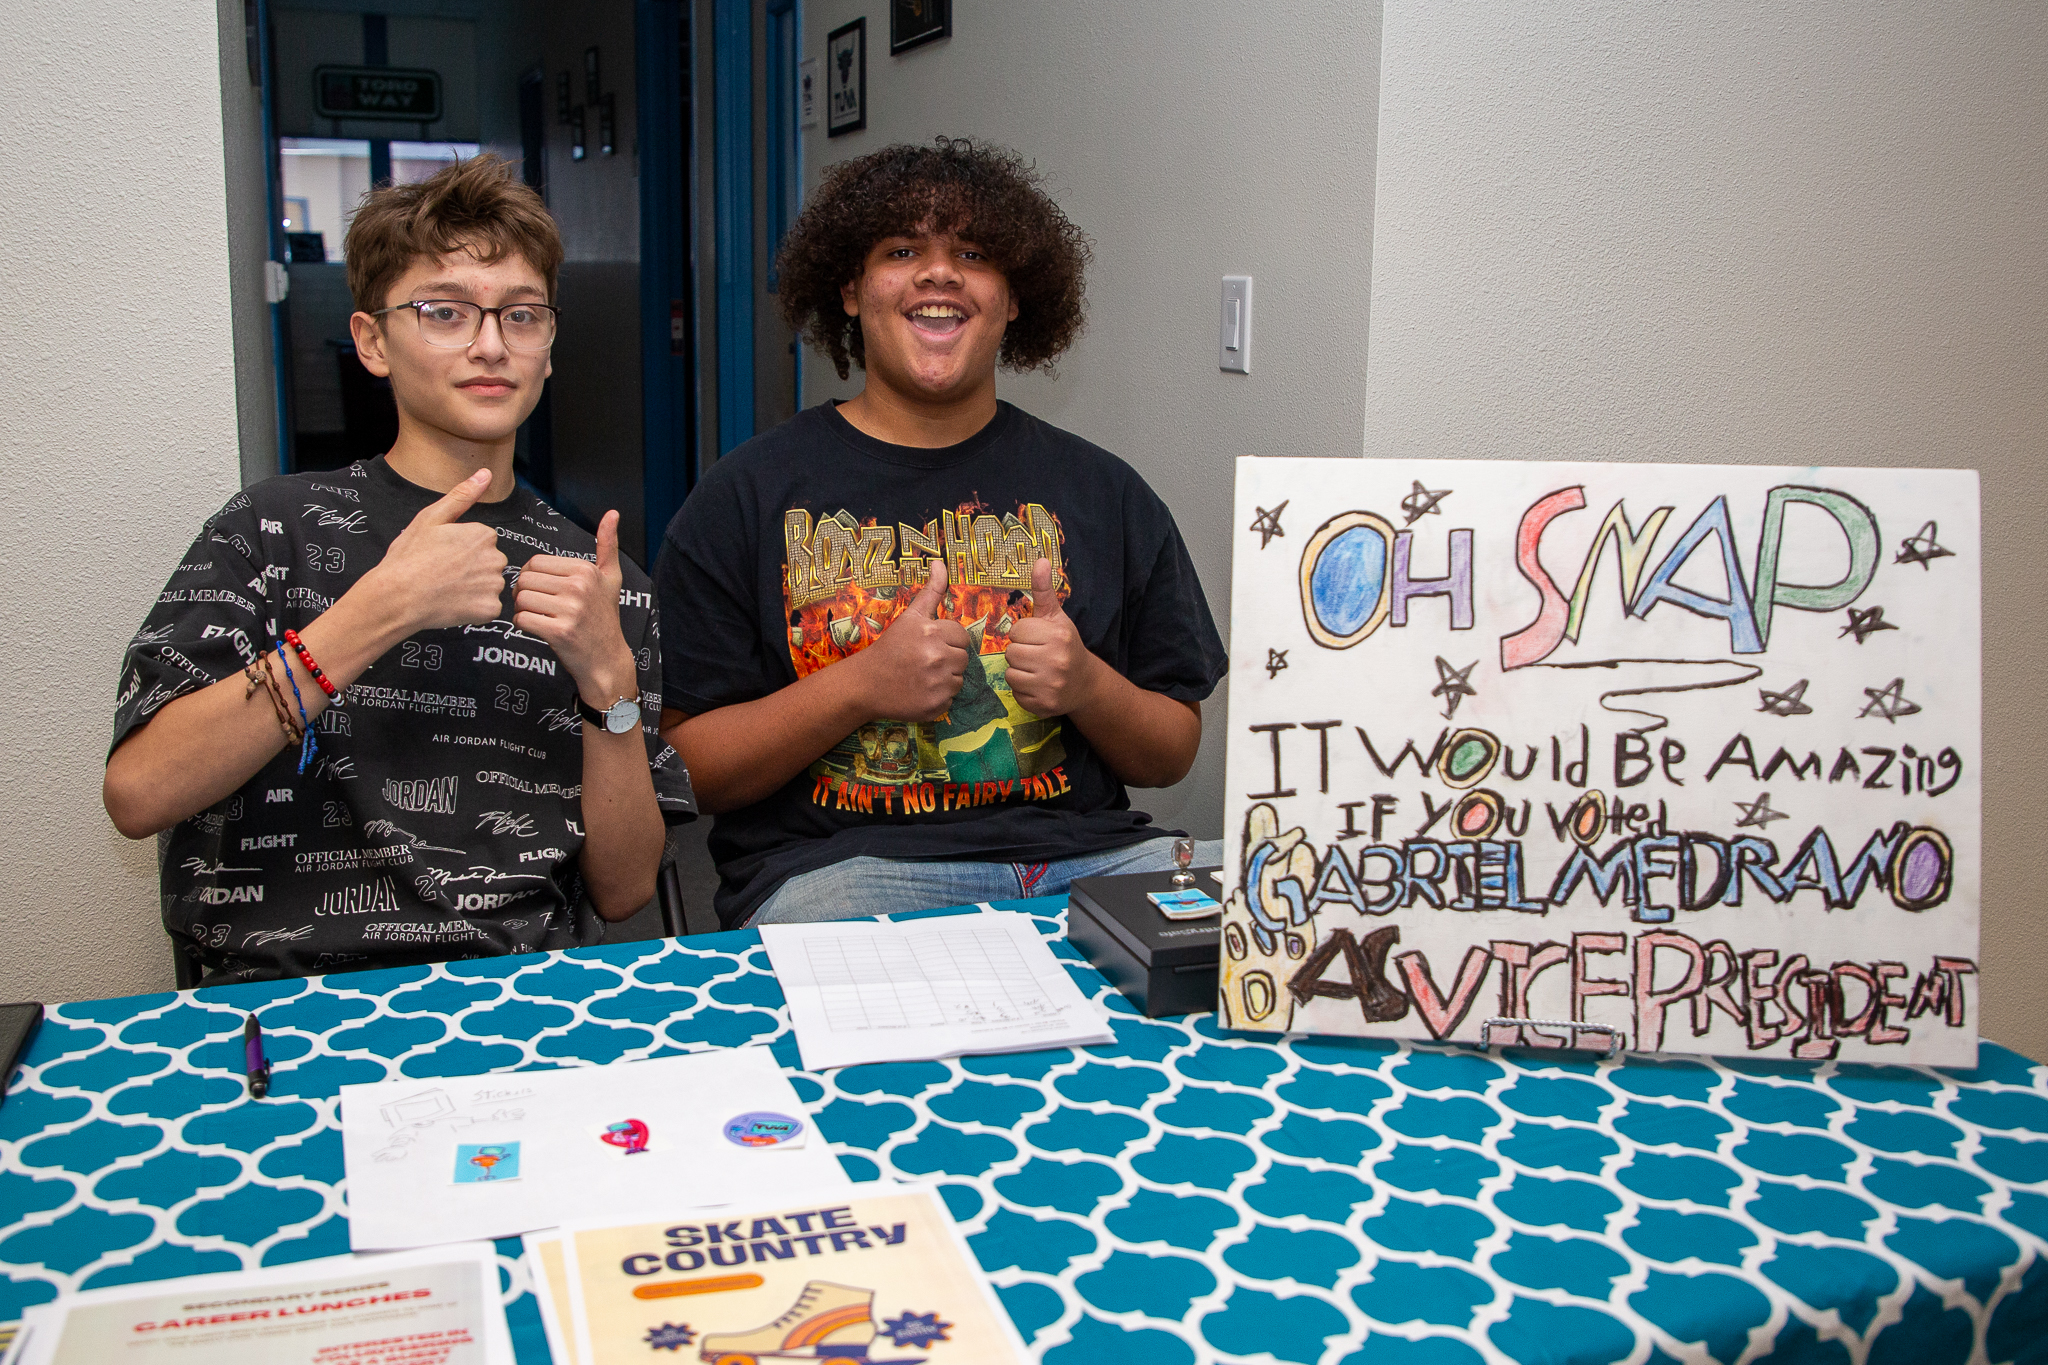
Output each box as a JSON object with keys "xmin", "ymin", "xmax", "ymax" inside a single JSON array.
[{"xmin": 1219, "ymin": 275, "xmax": 1252, "ymax": 373}]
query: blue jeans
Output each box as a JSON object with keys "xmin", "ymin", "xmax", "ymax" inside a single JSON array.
[{"xmin": 749, "ymin": 835, "xmax": 1227, "ymax": 926}]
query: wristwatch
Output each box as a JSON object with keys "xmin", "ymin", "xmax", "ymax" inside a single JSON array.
[{"xmin": 576, "ymin": 694, "xmax": 642, "ymax": 735}]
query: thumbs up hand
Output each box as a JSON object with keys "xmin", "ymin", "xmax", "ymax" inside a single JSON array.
[
  {"xmin": 515, "ymin": 509, "xmax": 639, "ymax": 707},
  {"xmin": 1004, "ymin": 557, "xmax": 1096, "ymax": 718},
  {"xmin": 850, "ymin": 559, "xmax": 970, "ymax": 721},
  {"xmin": 366, "ymin": 468, "xmax": 509, "ymax": 632}
]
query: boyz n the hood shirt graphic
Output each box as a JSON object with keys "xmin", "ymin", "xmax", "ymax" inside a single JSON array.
[
  {"xmin": 654, "ymin": 400, "xmax": 1227, "ymax": 928},
  {"xmin": 784, "ymin": 501, "xmax": 1072, "ymax": 812}
]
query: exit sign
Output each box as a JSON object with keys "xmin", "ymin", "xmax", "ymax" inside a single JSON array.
[{"xmin": 314, "ymin": 66, "xmax": 442, "ymax": 121}]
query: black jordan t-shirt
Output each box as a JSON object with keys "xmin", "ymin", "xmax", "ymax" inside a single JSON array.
[
  {"xmin": 656, "ymin": 401, "xmax": 1226, "ymax": 928},
  {"xmin": 112, "ymin": 457, "xmax": 696, "ymax": 983}
]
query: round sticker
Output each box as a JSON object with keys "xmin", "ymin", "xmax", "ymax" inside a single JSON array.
[{"xmin": 724, "ymin": 1111, "xmax": 805, "ymax": 1147}]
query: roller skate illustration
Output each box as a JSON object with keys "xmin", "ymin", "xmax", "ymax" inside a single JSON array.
[{"xmin": 699, "ymin": 1281, "xmax": 926, "ymax": 1364}]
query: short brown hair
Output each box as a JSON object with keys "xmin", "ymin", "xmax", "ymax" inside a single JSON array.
[
  {"xmin": 776, "ymin": 137, "xmax": 1091, "ymax": 380},
  {"xmin": 344, "ymin": 154, "xmax": 564, "ymax": 314}
]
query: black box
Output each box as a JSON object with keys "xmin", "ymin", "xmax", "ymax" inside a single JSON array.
[{"xmin": 1066, "ymin": 870, "xmax": 1222, "ymax": 1018}]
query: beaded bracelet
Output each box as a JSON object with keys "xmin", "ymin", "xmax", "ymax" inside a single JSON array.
[
  {"xmin": 275, "ymin": 640, "xmax": 318, "ymax": 773},
  {"xmin": 282, "ymin": 629, "xmax": 338, "ymax": 700}
]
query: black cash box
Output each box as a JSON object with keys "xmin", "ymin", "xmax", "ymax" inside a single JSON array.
[{"xmin": 1065, "ymin": 869, "xmax": 1223, "ymax": 1018}]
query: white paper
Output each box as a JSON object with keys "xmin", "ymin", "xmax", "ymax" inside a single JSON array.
[
  {"xmin": 340, "ymin": 1048, "xmax": 850, "ymax": 1251},
  {"xmin": 521, "ymin": 1232, "xmax": 581, "ymax": 1365},
  {"xmin": 9, "ymin": 1243, "xmax": 508, "ymax": 1365},
  {"xmin": 761, "ymin": 911, "xmax": 1115, "ymax": 1070},
  {"xmin": 1221, "ymin": 458, "xmax": 1981, "ymax": 1065}
]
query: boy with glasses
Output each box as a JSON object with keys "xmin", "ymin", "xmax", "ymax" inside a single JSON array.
[
  {"xmin": 105, "ymin": 155, "xmax": 692, "ymax": 984},
  {"xmin": 656, "ymin": 139, "xmax": 1226, "ymax": 927}
]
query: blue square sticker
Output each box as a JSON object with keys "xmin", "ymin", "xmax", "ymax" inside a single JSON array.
[{"xmin": 454, "ymin": 1142, "xmax": 521, "ymax": 1183}]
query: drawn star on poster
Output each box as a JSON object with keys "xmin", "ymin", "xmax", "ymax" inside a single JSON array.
[
  {"xmin": 1860, "ymin": 678, "xmax": 1922, "ymax": 723},
  {"xmin": 1757, "ymin": 679, "xmax": 1813, "ymax": 717},
  {"xmin": 1400, "ymin": 479, "xmax": 1452, "ymax": 525},
  {"xmin": 1733, "ymin": 791, "xmax": 1789, "ymax": 829},
  {"xmin": 1249, "ymin": 501, "xmax": 1289, "ymax": 549},
  {"xmin": 1840, "ymin": 605, "xmax": 1899, "ymax": 644},
  {"xmin": 1895, "ymin": 520, "xmax": 1955, "ymax": 569},
  {"xmin": 1431, "ymin": 656, "xmax": 1479, "ymax": 719}
]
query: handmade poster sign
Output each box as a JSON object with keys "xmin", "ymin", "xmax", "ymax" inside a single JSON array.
[{"xmin": 1220, "ymin": 458, "xmax": 1980, "ymax": 1065}]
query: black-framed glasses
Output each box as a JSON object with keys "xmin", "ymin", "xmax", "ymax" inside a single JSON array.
[{"xmin": 371, "ymin": 299, "xmax": 559, "ymax": 350}]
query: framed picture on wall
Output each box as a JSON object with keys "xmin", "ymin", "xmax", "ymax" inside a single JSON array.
[
  {"xmin": 826, "ymin": 18, "xmax": 866, "ymax": 137},
  {"xmin": 891, "ymin": 0, "xmax": 950, "ymax": 54}
]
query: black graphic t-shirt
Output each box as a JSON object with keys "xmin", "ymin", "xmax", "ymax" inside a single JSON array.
[
  {"xmin": 656, "ymin": 401, "xmax": 1226, "ymax": 927},
  {"xmin": 112, "ymin": 457, "xmax": 696, "ymax": 983}
]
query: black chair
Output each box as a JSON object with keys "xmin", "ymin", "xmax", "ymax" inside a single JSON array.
[{"xmin": 656, "ymin": 857, "xmax": 687, "ymax": 937}]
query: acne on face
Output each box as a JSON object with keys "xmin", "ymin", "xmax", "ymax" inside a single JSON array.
[{"xmin": 846, "ymin": 233, "xmax": 1018, "ymax": 402}]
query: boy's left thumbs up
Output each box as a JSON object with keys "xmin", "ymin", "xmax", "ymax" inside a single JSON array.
[
  {"xmin": 1007, "ymin": 556, "xmax": 1090, "ymax": 717},
  {"xmin": 595, "ymin": 510, "xmax": 620, "ymax": 578}
]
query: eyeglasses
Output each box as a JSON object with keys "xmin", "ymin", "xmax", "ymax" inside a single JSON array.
[{"xmin": 371, "ymin": 299, "xmax": 559, "ymax": 350}]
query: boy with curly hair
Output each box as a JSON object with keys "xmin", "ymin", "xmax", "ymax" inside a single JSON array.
[
  {"xmin": 105, "ymin": 155, "xmax": 693, "ymax": 982},
  {"xmin": 655, "ymin": 137, "xmax": 1225, "ymax": 926}
]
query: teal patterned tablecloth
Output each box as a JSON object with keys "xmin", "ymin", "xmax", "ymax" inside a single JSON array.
[{"xmin": 1, "ymin": 899, "xmax": 2044, "ymax": 1363}]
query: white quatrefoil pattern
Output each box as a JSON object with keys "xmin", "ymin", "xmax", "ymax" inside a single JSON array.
[{"xmin": 1, "ymin": 901, "xmax": 2044, "ymax": 1364}]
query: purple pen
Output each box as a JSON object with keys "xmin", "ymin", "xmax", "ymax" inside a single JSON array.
[{"xmin": 243, "ymin": 1014, "xmax": 270, "ymax": 1099}]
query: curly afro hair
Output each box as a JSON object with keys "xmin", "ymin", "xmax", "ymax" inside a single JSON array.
[{"xmin": 776, "ymin": 137, "xmax": 1092, "ymax": 380}]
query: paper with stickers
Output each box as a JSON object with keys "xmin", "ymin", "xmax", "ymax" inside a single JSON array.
[
  {"xmin": 1221, "ymin": 458, "xmax": 1980, "ymax": 1064},
  {"xmin": 340, "ymin": 1048, "xmax": 849, "ymax": 1250}
]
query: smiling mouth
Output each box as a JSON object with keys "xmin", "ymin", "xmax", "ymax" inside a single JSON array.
[{"xmin": 907, "ymin": 303, "xmax": 967, "ymax": 337}]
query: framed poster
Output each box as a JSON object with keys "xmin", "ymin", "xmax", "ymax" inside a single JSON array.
[
  {"xmin": 891, "ymin": 0, "xmax": 951, "ymax": 54},
  {"xmin": 799, "ymin": 55, "xmax": 818, "ymax": 128},
  {"xmin": 1220, "ymin": 458, "xmax": 1982, "ymax": 1067},
  {"xmin": 826, "ymin": 18, "xmax": 866, "ymax": 137}
]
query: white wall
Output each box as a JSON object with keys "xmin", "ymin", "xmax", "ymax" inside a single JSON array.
[
  {"xmin": 1365, "ymin": 2, "xmax": 2048, "ymax": 1058},
  {"xmin": 0, "ymin": 2, "xmax": 244, "ymax": 1002},
  {"xmin": 797, "ymin": 0, "xmax": 1384, "ymax": 839}
]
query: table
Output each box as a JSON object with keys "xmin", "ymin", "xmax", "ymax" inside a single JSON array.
[{"xmin": 2, "ymin": 898, "xmax": 2044, "ymax": 1364}]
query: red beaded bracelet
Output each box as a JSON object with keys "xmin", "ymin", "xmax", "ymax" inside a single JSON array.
[{"xmin": 282, "ymin": 629, "xmax": 339, "ymax": 699}]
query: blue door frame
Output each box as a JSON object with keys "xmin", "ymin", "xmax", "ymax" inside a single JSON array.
[
  {"xmin": 712, "ymin": 0, "xmax": 756, "ymax": 458},
  {"xmin": 765, "ymin": 0, "xmax": 801, "ymax": 412},
  {"xmin": 255, "ymin": 0, "xmax": 294, "ymax": 476},
  {"xmin": 637, "ymin": 0, "xmax": 699, "ymax": 566}
]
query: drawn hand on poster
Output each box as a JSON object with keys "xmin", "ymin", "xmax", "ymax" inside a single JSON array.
[{"xmin": 1219, "ymin": 803, "xmax": 1317, "ymax": 1031}]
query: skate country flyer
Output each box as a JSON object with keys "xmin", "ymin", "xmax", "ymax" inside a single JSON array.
[{"xmin": 559, "ymin": 1185, "xmax": 1029, "ymax": 1364}]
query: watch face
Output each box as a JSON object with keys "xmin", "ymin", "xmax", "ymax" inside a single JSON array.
[{"xmin": 604, "ymin": 698, "xmax": 641, "ymax": 734}]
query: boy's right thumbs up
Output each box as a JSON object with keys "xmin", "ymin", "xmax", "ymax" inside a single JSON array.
[
  {"xmin": 368, "ymin": 467, "xmax": 509, "ymax": 633},
  {"xmin": 905, "ymin": 558, "xmax": 948, "ymax": 617},
  {"xmin": 852, "ymin": 558, "xmax": 967, "ymax": 722},
  {"xmin": 414, "ymin": 467, "xmax": 493, "ymax": 524}
]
